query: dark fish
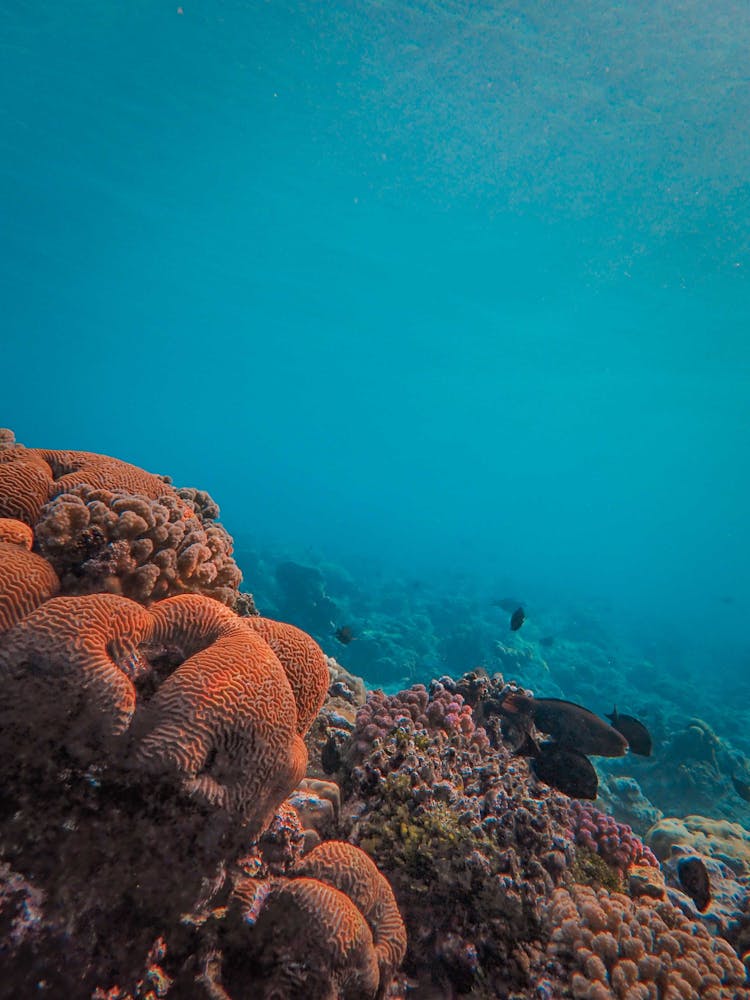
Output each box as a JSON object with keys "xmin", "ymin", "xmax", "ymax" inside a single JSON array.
[
  {"xmin": 321, "ymin": 736, "xmax": 341, "ymax": 775},
  {"xmin": 334, "ymin": 625, "xmax": 355, "ymax": 645},
  {"xmin": 493, "ymin": 597, "xmax": 523, "ymax": 612},
  {"xmin": 501, "ymin": 693, "xmax": 628, "ymax": 757},
  {"xmin": 539, "ymin": 635, "xmax": 555, "ymax": 647},
  {"xmin": 731, "ymin": 774, "xmax": 750, "ymax": 802},
  {"xmin": 677, "ymin": 857, "xmax": 711, "ymax": 912},
  {"xmin": 510, "ymin": 607, "xmax": 525, "ymax": 631},
  {"xmin": 531, "ymin": 745, "xmax": 598, "ymax": 800},
  {"xmin": 606, "ymin": 706, "xmax": 653, "ymax": 757}
]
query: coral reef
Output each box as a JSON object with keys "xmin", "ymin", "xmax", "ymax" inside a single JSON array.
[{"xmin": 0, "ymin": 434, "xmax": 404, "ymax": 1000}]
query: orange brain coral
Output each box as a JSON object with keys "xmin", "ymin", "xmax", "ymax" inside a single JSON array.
[
  {"xmin": 0, "ymin": 518, "xmax": 34, "ymax": 549},
  {"xmin": 0, "ymin": 540, "xmax": 60, "ymax": 635},
  {"xmin": 0, "ymin": 593, "xmax": 152, "ymax": 752},
  {"xmin": 247, "ymin": 877, "xmax": 380, "ymax": 1000},
  {"xmin": 0, "ymin": 446, "xmax": 54, "ymax": 525},
  {"xmin": 133, "ymin": 594, "xmax": 306, "ymax": 828},
  {"xmin": 32, "ymin": 448, "xmax": 172, "ymax": 500},
  {"xmin": 246, "ymin": 616, "xmax": 329, "ymax": 734},
  {"xmin": 294, "ymin": 840, "xmax": 407, "ymax": 984}
]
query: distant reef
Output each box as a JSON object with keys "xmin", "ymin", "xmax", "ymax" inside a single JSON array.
[{"xmin": 1, "ymin": 429, "xmax": 749, "ymax": 998}]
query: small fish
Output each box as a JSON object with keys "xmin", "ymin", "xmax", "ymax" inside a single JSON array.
[
  {"xmin": 493, "ymin": 597, "xmax": 523, "ymax": 612},
  {"xmin": 501, "ymin": 693, "xmax": 628, "ymax": 757},
  {"xmin": 677, "ymin": 857, "xmax": 711, "ymax": 912},
  {"xmin": 731, "ymin": 774, "xmax": 750, "ymax": 802},
  {"xmin": 531, "ymin": 745, "xmax": 598, "ymax": 800},
  {"xmin": 333, "ymin": 625, "xmax": 355, "ymax": 645},
  {"xmin": 539, "ymin": 635, "xmax": 555, "ymax": 647},
  {"xmin": 510, "ymin": 607, "xmax": 525, "ymax": 631},
  {"xmin": 606, "ymin": 706, "xmax": 653, "ymax": 757},
  {"xmin": 321, "ymin": 736, "xmax": 341, "ymax": 774}
]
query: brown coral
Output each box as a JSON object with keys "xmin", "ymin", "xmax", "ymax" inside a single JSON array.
[
  {"xmin": 133, "ymin": 595, "xmax": 306, "ymax": 828},
  {"xmin": 0, "ymin": 518, "xmax": 33, "ymax": 548},
  {"xmin": 236, "ymin": 877, "xmax": 380, "ymax": 999},
  {"xmin": 0, "ymin": 540, "xmax": 60, "ymax": 635},
  {"xmin": 0, "ymin": 593, "xmax": 152, "ymax": 755},
  {"xmin": 35, "ymin": 485, "xmax": 242, "ymax": 607},
  {"xmin": 33, "ymin": 447, "xmax": 171, "ymax": 499},
  {"xmin": 294, "ymin": 839, "xmax": 407, "ymax": 987},
  {"xmin": 246, "ymin": 615, "xmax": 330, "ymax": 733},
  {"xmin": 542, "ymin": 882, "xmax": 750, "ymax": 999},
  {"xmin": 0, "ymin": 445, "xmax": 54, "ymax": 524}
]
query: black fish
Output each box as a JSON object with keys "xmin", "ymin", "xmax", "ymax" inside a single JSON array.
[
  {"xmin": 321, "ymin": 736, "xmax": 341, "ymax": 775},
  {"xmin": 334, "ymin": 625, "xmax": 355, "ymax": 645},
  {"xmin": 531, "ymin": 745, "xmax": 598, "ymax": 800},
  {"xmin": 510, "ymin": 607, "xmax": 525, "ymax": 631},
  {"xmin": 677, "ymin": 857, "xmax": 711, "ymax": 912},
  {"xmin": 606, "ymin": 706, "xmax": 653, "ymax": 757},
  {"xmin": 731, "ymin": 774, "xmax": 750, "ymax": 802},
  {"xmin": 539, "ymin": 635, "xmax": 555, "ymax": 647},
  {"xmin": 501, "ymin": 693, "xmax": 628, "ymax": 757},
  {"xmin": 493, "ymin": 597, "xmax": 523, "ymax": 612}
]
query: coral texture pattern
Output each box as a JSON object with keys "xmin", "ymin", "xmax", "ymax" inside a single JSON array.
[
  {"xmin": 134, "ymin": 594, "xmax": 307, "ymax": 827},
  {"xmin": 0, "ymin": 539, "xmax": 59, "ymax": 634},
  {"xmin": 542, "ymin": 882, "xmax": 750, "ymax": 999},
  {"xmin": 294, "ymin": 839, "xmax": 407, "ymax": 985},
  {"xmin": 246, "ymin": 615, "xmax": 331, "ymax": 733},
  {"xmin": 0, "ymin": 517, "xmax": 33, "ymax": 548},
  {"xmin": 35, "ymin": 485, "xmax": 242, "ymax": 606},
  {"xmin": 0, "ymin": 593, "xmax": 152, "ymax": 751}
]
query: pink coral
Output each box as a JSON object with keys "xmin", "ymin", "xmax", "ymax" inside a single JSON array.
[{"xmin": 571, "ymin": 802, "xmax": 659, "ymax": 872}]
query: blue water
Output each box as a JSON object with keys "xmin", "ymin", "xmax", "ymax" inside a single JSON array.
[{"xmin": 3, "ymin": 2, "xmax": 749, "ymax": 680}]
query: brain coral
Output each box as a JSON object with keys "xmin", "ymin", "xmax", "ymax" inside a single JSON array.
[
  {"xmin": 0, "ymin": 538, "xmax": 59, "ymax": 635},
  {"xmin": 246, "ymin": 615, "xmax": 330, "ymax": 734},
  {"xmin": 294, "ymin": 839, "xmax": 407, "ymax": 987},
  {"xmin": 0, "ymin": 517, "xmax": 33, "ymax": 548},
  {"xmin": 231, "ymin": 877, "xmax": 380, "ymax": 1000},
  {"xmin": 35, "ymin": 484, "xmax": 242, "ymax": 607},
  {"xmin": 133, "ymin": 594, "xmax": 307, "ymax": 829},
  {"xmin": 0, "ymin": 443, "xmax": 54, "ymax": 524},
  {"xmin": 542, "ymin": 882, "xmax": 750, "ymax": 999},
  {"xmin": 0, "ymin": 593, "xmax": 152, "ymax": 756}
]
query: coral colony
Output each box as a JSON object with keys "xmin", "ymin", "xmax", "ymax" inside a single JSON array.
[{"xmin": 1, "ymin": 428, "xmax": 749, "ymax": 998}]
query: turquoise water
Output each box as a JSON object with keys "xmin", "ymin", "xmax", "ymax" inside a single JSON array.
[{"xmin": 3, "ymin": 2, "xmax": 749, "ymax": 678}]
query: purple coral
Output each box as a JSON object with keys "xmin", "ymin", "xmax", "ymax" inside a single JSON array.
[{"xmin": 571, "ymin": 801, "xmax": 659, "ymax": 872}]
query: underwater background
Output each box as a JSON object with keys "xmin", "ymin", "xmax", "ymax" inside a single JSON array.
[{"xmin": 3, "ymin": 5, "xmax": 749, "ymax": 749}]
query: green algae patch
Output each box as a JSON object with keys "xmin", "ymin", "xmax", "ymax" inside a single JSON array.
[{"xmin": 569, "ymin": 846, "xmax": 623, "ymax": 893}]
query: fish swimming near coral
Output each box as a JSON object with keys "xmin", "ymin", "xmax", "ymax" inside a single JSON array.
[
  {"xmin": 539, "ymin": 635, "xmax": 555, "ymax": 647},
  {"xmin": 731, "ymin": 773, "xmax": 750, "ymax": 802},
  {"xmin": 530, "ymin": 744, "xmax": 598, "ymax": 800},
  {"xmin": 606, "ymin": 706, "xmax": 653, "ymax": 757},
  {"xmin": 500, "ymin": 693, "xmax": 628, "ymax": 757},
  {"xmin": 677, "ymin": 856, "xmax": 712, "ymax": 912},
  {"xmin": 333, "ymin": 625, "xmax": 355, "ymax": 645},
  {"xmin": 509, "ymin": 607, "xmax": 525, "ymax": 631}
]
